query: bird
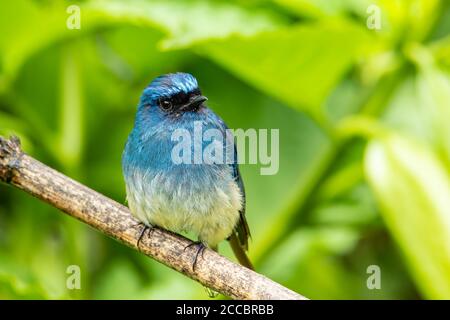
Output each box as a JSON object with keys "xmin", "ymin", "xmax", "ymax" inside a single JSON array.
[{"xmin": 122, "ymin": 72, "xmax": 253, "ymax": 271}]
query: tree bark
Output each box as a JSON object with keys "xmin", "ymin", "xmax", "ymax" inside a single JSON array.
[{"xmin": 0, "ymin": 136, "xmax": 307, "ymax": 300}]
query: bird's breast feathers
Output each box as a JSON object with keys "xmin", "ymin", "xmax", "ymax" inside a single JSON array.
[{"xmin": 124, "ymin": 165, "xmax": 243, "ymax": 247}]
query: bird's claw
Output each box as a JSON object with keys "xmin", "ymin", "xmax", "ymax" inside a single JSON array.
[
  {"xmin": 134, "ymin": 223, "xmax": 153, "ymax": 251},
  {"xmin": 184, "ymin": 241, "xmax": 207, "ymax": 272}
]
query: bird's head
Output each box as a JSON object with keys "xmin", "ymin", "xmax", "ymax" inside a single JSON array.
[{"xmin": 139, "ymin": 72, "xmax": 207, "ymax": 115}]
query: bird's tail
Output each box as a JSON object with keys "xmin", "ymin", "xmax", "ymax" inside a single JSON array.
[{"xmin": 228, "ymin": 233, "xmax": 254, "ymax": 270}]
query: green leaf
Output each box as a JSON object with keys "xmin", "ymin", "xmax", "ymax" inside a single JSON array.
[
  {"xmin": 201, "ymin": 20, "xmax": 370, "ymax": 118},
  {"xmin": 274, "ymin": 0, "xmax": 371, "ymax": 18},
  {"xmin": 383, "ymin": 44, "xmax": 450, "ymax": 167},
  {"xmin": 412, "ymin": 47, "xmax": 450, "ymax": 167},
  {"xmin": 85, "ymin": 0, "xmax": 284, "ymax": 50},
  {"xmin": 415, "ymin": 70, "xmax": 450, "ymax": 168},
  {"xmin": 0, "ymin": 0, "xmax": 282, "ymax": 87},
  {"xmin": 365, "ymin": 134, "xmax": 450, "ymax": 299}
]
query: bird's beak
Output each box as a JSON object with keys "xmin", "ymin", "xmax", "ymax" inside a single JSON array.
[{"xmin": 183, "ymin": 95, "xmax": 208, "ymax": 111}]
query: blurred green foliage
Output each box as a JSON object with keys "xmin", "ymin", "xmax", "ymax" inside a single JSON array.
[{"xmin": 0, "ymin": 0, "xmax": 449, "ymax": 299}]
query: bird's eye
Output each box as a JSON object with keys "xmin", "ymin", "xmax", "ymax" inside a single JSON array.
[{"xmin": 160, "ymin": 99, "xmax": 172, "ymax": 111}]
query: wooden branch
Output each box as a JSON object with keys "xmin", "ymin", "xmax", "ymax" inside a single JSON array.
[{"xmin": 0, "ymin": 136, "xmax": 307, "ymax": 300}]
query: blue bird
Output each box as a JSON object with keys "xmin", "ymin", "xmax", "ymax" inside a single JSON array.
[{"xmin": 122, "ymin": 72, "xmax": 253, "ymax": 271}]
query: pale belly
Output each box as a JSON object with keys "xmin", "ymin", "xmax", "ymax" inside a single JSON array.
[{"xmin": 125, "ymin": 168, "xmax": 243, "ymax": 248}]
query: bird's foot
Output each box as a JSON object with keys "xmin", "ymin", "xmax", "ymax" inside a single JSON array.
[
  {"xmin": 133, "ymin": 223, "xmax": 153, "ymax": 251},
  {"xmin": 184, "ymin": 241, "xmax": 207, "ymax": 272}
]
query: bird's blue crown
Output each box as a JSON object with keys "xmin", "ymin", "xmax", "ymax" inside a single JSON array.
[{"xmin": 141, "ymin": 72, "xmax": 199, "ymax": 106}]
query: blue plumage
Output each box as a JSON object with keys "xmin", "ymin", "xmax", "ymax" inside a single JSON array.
[{"xmin": 122, "ymin": 73, "xmax": 251, "ymax": 268}]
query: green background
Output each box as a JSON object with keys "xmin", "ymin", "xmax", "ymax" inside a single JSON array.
[{"xmin": 0, "ymin": 0, "xmax": 449, "ymax": 299}]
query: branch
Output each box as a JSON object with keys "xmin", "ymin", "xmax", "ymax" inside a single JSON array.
[{"xmin": 0, "ymin": 136, "xmax": 307, "ymax": 300}]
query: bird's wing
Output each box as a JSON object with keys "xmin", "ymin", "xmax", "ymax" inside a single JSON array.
[
  {"xmin": 209, "ymin": 109, "xmax": 251, "ymax": 251},
  {"xmin": 231, "ymin": 159, "xmax": 251, "ymax": 251},
  {"xmin": 210, "ymin": 109, "xmax": 253, "ymax": 269}
]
